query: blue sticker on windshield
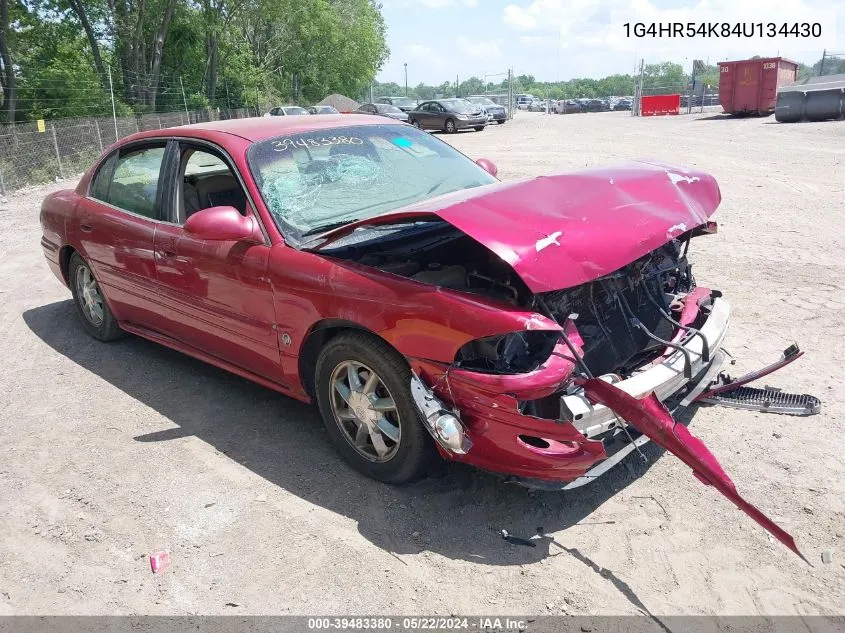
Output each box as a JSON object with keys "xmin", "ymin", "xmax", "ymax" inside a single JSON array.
[{"xmin": 392, "ymin": 137, "xmax": 413, "ymax": 148}]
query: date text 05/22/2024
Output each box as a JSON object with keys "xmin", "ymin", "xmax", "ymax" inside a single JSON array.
[{"xmin": 307, "ymin": 617, "xmax": 529, "ymax": 630}]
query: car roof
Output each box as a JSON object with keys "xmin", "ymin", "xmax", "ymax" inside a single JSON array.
[{"xmin": 124, "ymin": 115, "xmax": 390, "ymax": 144}]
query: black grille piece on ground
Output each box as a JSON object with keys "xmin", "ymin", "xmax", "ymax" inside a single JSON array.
[{"xmin": 699, "ymin": 386, "xmax": 822, "ymax": 416}]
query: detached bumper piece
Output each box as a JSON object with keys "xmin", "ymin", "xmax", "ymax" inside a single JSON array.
[
  {"xmin": 694, "ymin": 344, "xmax": 822, "ymax": 416},
  {"xmin": 577, "ymin": 377, "xmax": 809, "ymax": 562},
  {"xmin": 700, "ymin": 386, "xmax": 821, "ymax": 416}
]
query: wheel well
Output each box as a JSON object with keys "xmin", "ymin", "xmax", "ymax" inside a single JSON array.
[
  {"xmin": 298, "ymin": 322, "xmax": 386, "ymax": 397},
  {"xmin": 59, "ymin": 246, "xmax": 78, "ymax": 285}
]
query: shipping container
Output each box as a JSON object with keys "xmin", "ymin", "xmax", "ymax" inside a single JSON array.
[{"xmin": 718, "ymin": 57, "xmax": 799, "ymax": 115}]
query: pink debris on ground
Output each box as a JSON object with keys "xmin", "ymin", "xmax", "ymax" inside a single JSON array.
[{"xmin": 149, "ymin": 550, "xmax": 172, "ymax": 574}]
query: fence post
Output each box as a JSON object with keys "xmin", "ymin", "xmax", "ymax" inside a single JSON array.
[
  {"xmin": 180, "ymin": 77, "xmax": 190, "ymax": 121},
  {"xmin": 157, "ymin": 115, "xmax": 162, "ymax": 129},
  {"xmin": 94, "ymin": 120, "xmax": 104, "ymax": 152},
  {"xmin": 0, "ymin": 168, "xmax": 5, "ymax": 196},
  {"xmin": 108, "ymin": 64, "xmax": 119, "ymax": 142},
  {"xmin": 50, "ymin": 124, "xmax": 64, "ymax": 180}
]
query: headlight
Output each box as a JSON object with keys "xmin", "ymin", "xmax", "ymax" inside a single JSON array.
[
  {"xmin": 455, "ymin": 331, "xmax": 559, "ymax": 374},
  {"xmin": 455, "ymin": 114, "xmax": 468, "ymax": 120}
]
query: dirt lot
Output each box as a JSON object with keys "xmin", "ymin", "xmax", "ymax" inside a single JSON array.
[{"xmin": 1, "ymin": 110, "xmax": 844, "ymax": 617}]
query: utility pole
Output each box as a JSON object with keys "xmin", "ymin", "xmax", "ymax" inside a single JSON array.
[
  {"xmin": 107, "ymin": 64, "xmax": 118, "ymax": 142},
  {"xmin": 633, "ymin": 58, "xmax": 644, "ymax": 116},
  {"xmin": 819, "ymin": 49, "xmax": 826, "ymax": 76},
  {"xmin": 180, "ymin": 76, "xmax": 190, "ymax": 122},
  {"xmin": 456, "ymin": 74, "xmax": 459, "ymax": 97},
  {"xmin": 404, "ymin": 63, "xmax": 408, "ymax": 96}
]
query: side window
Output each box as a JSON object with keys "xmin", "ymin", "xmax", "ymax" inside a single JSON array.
[
  {"xmin": 179, "ymin": 147, "xmax": 248, "ymax": 223},
  {"xmin": 92, "ymin": 146, "xmax": 165, "ymax": 219}
]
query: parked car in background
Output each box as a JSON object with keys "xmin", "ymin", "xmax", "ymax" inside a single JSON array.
[
  {"xmin": 376, "ymin": 96, "xmax": 419, "ymax": 113},
  {"xmin": 613, "ymin": 98, "xmax": 633, "ymax": 111},
  {"xmin": 465, "ymin": 97, "xmax": 507, "ymax": 124},
  {"xmin": 356, "ymin": 103, "xmax": 410, "ymax": 122},
  {"xmin": 558, "ymin": 99, "xmax": 585, "ymax": 113},
  {"xmin": 408, "ymin": 99, "xmax": 487, "ymax": 133},
  {"xmin": 527, "ymin": 99, "xmax": 545, "ymax": 112},
  {"xmin": 308, "ymin": 105, "xmax": 340, "ymax": 115},
  {"xmin": 514, "ymin": 94, "xmax": 534, "ymax": 110},
  {"xmin": 265, "ymin": 106, "xmax": 310, "ymax": 117}
]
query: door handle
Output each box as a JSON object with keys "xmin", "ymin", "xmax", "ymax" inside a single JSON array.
[
  {"xmin": 160, "ymin": 249, "xmax": 177, "ymax": 258},
  {"xmin": 80, "ymin": 222, "xmax": 93, "ymax": 233}
]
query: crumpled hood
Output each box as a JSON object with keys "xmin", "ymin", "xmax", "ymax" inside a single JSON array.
[{"xmin": 312, "ymin": 160, "xmax": 721, "ymax": 293}]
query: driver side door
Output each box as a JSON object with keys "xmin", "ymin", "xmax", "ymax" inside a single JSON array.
[{"xmin": 152, "ymin": 142, "xmax": 282, "ymax": 383}]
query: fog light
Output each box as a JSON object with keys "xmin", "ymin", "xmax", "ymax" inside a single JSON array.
[{"xmin": 434, "ymin": 414, "xmax": 467, "ymax": 453}]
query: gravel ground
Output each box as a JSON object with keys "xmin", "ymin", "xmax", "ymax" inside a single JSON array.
[{"xmin": 1, "ymin": 110, "xmax": 844, "ymax": 616}]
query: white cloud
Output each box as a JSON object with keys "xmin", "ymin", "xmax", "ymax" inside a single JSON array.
[
  {"xmin": 405, "ymin": 43, "xmax": 449, "ymax": 69},
  {"xmin": 519, "ymin": 35, "xmax": 562, "ymax": 48},
  {"xmin": 456, "ymin": 36, "xmax": 504, "ymax": 59},
  {"xmin": 502, "ymin": 0, "xmax": 841, "ymax": 60},
  {"xmin": 503, "ymin": 0, "xmax": 601, "ymax": 31}
]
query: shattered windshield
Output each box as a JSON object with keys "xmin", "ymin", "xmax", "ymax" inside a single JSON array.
[{"xmin": 247, "ymin": 124, "xmax": 497, "ymax": 244}]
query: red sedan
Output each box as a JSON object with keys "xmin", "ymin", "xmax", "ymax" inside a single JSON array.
[
  {"xmin": 37, "ymin": 114, "xmax": 727, "ymax": 484},
  {"xmin": 39, "ymin": 115, "xmax": 816, "ymax": 557}
]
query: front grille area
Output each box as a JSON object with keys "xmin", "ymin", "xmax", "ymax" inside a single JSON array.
[{"xmin": 541, "ymin": 244, "xmax": 689, "ymax": 377}]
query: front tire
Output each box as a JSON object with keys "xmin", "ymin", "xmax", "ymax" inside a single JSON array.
[
  {"xmin": 412, "ymin": 119, "xmax": 422, "ymax": 129},
  {"xmin": 444, "ymin": 118, "xmax": 457, "ymax": 133},
  {"xmin": 68, "ymin": 252, "xmax": 122, "ymax": 341},
  {"xmin": 474, "ymin": 126, "xmax": 485, "ymax": 132},
  {"xmin": 314, "ymin": 332, "xmax": 436, "ymax": 484}
]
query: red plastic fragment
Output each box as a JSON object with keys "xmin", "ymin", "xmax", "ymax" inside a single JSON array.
[
  {"xmin": 149, "ymin": 550, "xmax": 172, "ymax": 574},
  {"xmin": 576, "ymin": 378, "xmax": 808, "ymax": 563}
]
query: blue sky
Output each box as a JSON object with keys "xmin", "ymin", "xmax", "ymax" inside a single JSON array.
[{"xmin": 376, "ymin": 0, "xmax": 843, "ymax": 85}]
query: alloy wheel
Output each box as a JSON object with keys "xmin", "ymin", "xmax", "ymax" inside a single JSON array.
[
  {"xmin": 75, "ymin": 263, "xmax": 104, "ymax": 326},
  {"xmin": 329, "ymin": 360, "xmax": 401, "ymax": 462}
]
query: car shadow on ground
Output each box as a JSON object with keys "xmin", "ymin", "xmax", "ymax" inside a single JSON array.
[{"xmin": 24, "ymin": 300, "xmax": 694, "ymax": 580}]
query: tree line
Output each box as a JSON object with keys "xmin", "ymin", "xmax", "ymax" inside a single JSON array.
[
  {"xmin": 0, "ymin": 0, "xmax": 389, "ymax": 121},
  {"xmin": 374, "ymin": 56, "xmax": 843, "ymax": 102}
]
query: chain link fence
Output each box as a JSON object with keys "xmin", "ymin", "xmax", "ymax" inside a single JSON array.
[{"xmin": 0, "ymin": 106, "xmax": 260, "ymax": 194}]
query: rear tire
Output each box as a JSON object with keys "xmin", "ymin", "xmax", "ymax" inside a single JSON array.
[
  {"xmin": 68, "ymin": 252, "xmax": 122, "ymax": 341},
  {"xmin": 314, "ymin": 332, "xmax": 436, "ymax": 484}
]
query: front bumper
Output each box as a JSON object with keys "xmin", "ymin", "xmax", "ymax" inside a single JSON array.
[
  {"xmin": 412, "ymin": 293, "xmax": 731, "ymax": 484},
  {"xmin": 456, "ymin": 117, "xmax": 487, "ymax": 128},
  {"xmin": 562, "ymin": 296, "xmax": 731, "ymax": 438}
]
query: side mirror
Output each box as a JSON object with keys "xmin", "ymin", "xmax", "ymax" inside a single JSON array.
[
  {"xmin": 476, "ymin": 158, "xmax": 498, "ymax": 178},
  {"xmin": 184, "ymin": 206, "xmax": 262, "ymax": 243}
]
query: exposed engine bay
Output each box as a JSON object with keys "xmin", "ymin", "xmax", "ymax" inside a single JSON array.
[{"xmin": 324, "ymin": 220, "xmax": 702, "ymax": 379}]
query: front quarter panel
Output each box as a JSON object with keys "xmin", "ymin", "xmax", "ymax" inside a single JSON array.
[{"xmin": 267, "ymin": 246, "xmax": 561, "ymax": 391}]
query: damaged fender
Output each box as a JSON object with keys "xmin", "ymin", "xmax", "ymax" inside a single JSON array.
[{"xmin": 576, "ymin": 377, "xmax": 808, "ymax": 562}]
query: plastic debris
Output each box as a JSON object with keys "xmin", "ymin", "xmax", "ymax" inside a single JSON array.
[
  {"xmin": 149, "ymin": 550, "xmax": 171, "ymax": 574},
  {"xmin": 821, "ymin": 550, "xmax": 833, "ymax": 564},
  {"xmin": 501, "ymin": 529, "xmax": 537, "ymax": 548}
]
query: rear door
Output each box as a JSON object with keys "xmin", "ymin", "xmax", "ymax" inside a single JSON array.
[
  {"xmin": 76, "ymin": 141, "xmax": 169, "ymax": 325},
  {"xmin": 152, "ymin": 142, "xmax": 281, "ymax": 382}
]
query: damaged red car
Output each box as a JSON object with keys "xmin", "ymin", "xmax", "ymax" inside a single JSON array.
[{"xmin": 40, "ymin": 116, "xmax": 818, "ymax": 556}]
